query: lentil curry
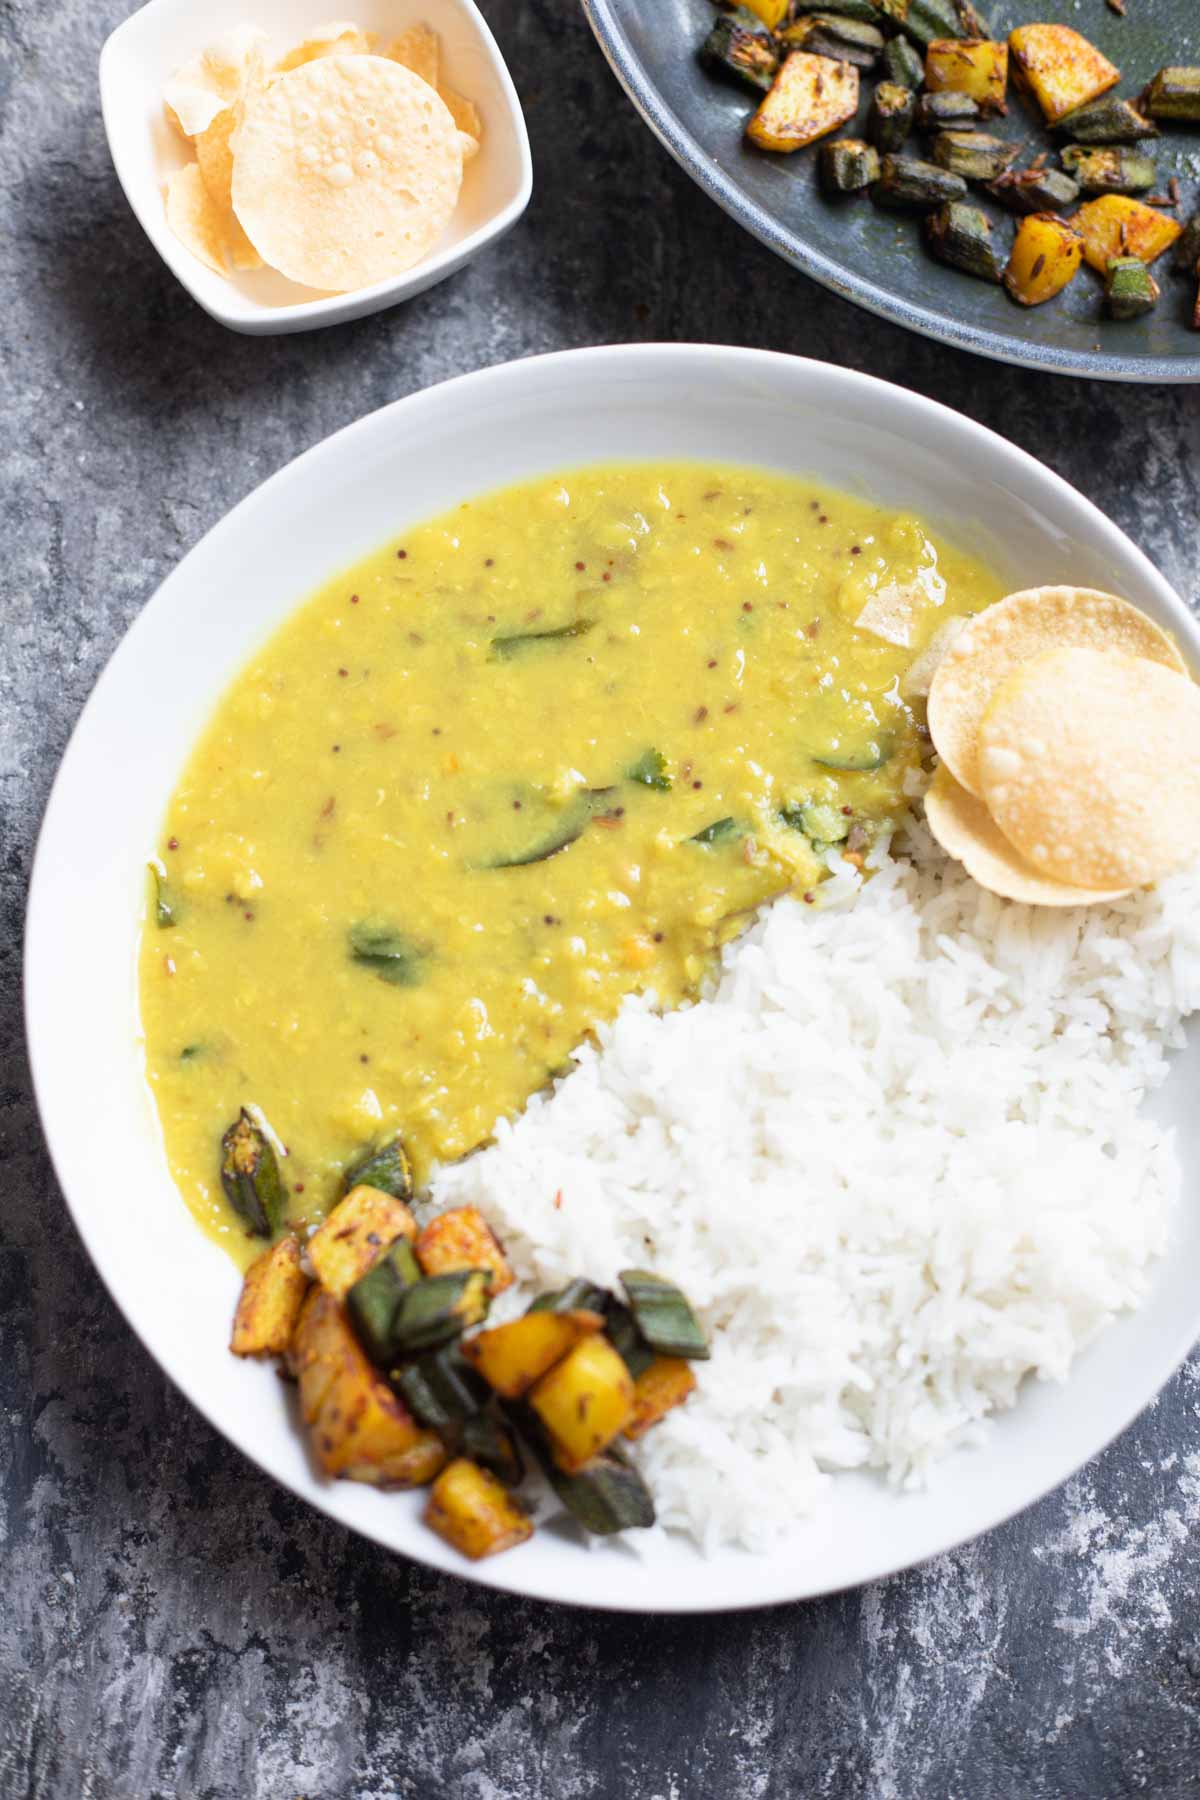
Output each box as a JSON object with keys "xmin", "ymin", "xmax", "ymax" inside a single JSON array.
[{"xmin": 140, "ymin": 463, "xmax": 1002, "ymax": 1263}]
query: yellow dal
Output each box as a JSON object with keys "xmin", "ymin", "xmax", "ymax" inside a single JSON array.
[{"xmin": 140, "ymin": 463, "xmax": 1001, "ymax": 1263}]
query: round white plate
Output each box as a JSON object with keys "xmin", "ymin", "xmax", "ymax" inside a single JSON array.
[{"xmin": 25, "ymin": 345, "xmax": 1200, "ymax": 1612}]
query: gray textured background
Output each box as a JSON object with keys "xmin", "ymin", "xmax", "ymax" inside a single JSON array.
[{"xmin": 3, "ymin": 1, "xmax": 1200, "ymax": 1796}]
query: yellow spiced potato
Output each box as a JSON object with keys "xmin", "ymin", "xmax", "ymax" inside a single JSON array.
[
  {"xmin": 924, "ymin": 39, "xmax": 1008, "ymax": 114},
  {"xmin": 747, "ymin": 53, "xmax": 859, "ymax": 152},
  {"xmin": 1004, "ymin": 213, "xmax": 1084, "ymax": 306},
  {"xmin": 529, "ymin": 1335, "xmax": 635, "ymax": 1473},
  {"xmin": 463, "ymin": 1309, "xmax": 605, "ymax": 1400},
  {"xmin": 292, "ymin": 1289, "xmax": 446, "ymax": 1488},
  {"xmin": 424, "ymin": 1458, "xmax": 534, "ymax": 1560},
  {"xmin": 624, "ymin": 1357, "xmax": 698, "ymax": 1440},
  {"xmin": 1008, "ymin": 24, "xmax": 1119, "ymax": 126},
  {"xmin": 307, "ymin": 1184, "xmax": 417, "ymax": 1299},
  {"xmin": 1071, "ymin": 195, "xmax": 1184, "ymax": 274},
  {"xmin": 415, "ymin": 1206, "xmax": 514, "ymax": 1293},
  {"xmin": 229, "ymin": 1236, "xmax": 308, "ymax": 1357}
]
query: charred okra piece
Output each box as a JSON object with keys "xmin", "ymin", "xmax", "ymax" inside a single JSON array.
[
  {"xmin": 881, "ymin": 34, "xmax": 924, "ymax": 90},
  {"xmin": 988, "ymin": 165, "xmax": 1079, "ymax": 214},
  {"xmin": 1142, "ymin": 67, "xmax": 1200, "ymax": 124},
  {"xmin": 916, "ymin": 89, "xmax": 981, "ymax": 131},
  {"xmin": 1054, "ymin": 95, "xmax": 1158, "ymax": 143},
  {"xmin": 1003, "ymin": 211, "xmax": 1084, "ymax": 305},
  {"xmin": 386, "ymin": 1271, "xmax": 492, "ymax": 1358},
  {"xmin": 1172, "ymin": 211, "xmax": 1200, "ymax": 276},
  {"xmin": 346, "ymin": 1235, "xmax": 423, "ymax": 1365},
  {"xmin": 781, "ymin": 13, "xmax": 885, "ymax": 68},
  {"xmin": 534, "ymin": 1440, "xmax": 656, "ymax": 1534},
  {"xmin": 953, "ymin": 0, "xmax": 992, "ymax": 33},
  {"xmin": 698, "ymin": 8, "xmax": 780, "ymax": 93},
  {"xmin": 459, "ymin": 1412, "xmax": 525, "ymax": 1488},
  {"xmin": 871, "ymin": 154, "xmax": 967, "ymax": 210},
  {"xmin": 869, "ymin": 82, "xmax": 916, "ymax": 151},
  {"xmin": 924, "ymin": 200, "xmax": 1005, "ymax": 282},
  {"xmin": 932, "ymin": 129, "xmax": 1019, "ymax": 181},
  {"xmin": 788, "ymin": 0, "xmax": 882, "ymax": 17},
  {"xmin": 603, "ymin": 1299, "xmax": 656, "ymax": 1379},
  {"xmin": 1104, "ymin": 257, "xmax": 1160, "ymax": 320},
  {"xmin": 1060, "ymin": 146, "xmax": 1156, "ymax": 196},
  {"xmin": 343, "ymin": 1133, "xmax": 414, "ymax": 1200},
  {"xmin": 924, "ymin": 37, "xmax": 1009, "ymax": 114},
  {"xmin": 619, "ymin": 1271, "xmax": 710, "ymax": 1361},
  {"xmin": 877, "ymin": 0, "xmax": 964, "ymax": 50},
  {"xmin": 391, "ymin": 1344, "xmax": 492, "ymax": 1431},
  {"xmin": 819, "ymin": 137, "xmax": 881, "ymax": 194},
  {"xmin": 220, "ymin": 1108, "xmax": 287, "ymax": 1238}
]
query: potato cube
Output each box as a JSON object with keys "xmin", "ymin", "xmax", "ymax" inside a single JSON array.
[
  {"xmin": 1070, "ymin": 195, "xmax": 1184, "ymax": 274},
  {"xmin": 307, "ymin": 1184, "xmax": 416, "ymax": 1299},
  {"xmin": 529, "ymin": 1335, "xmax": 635, "ymax": 1473},
  {"xmin": 462, "ymin": 1308, "xmax": 604, "ymax": 1399},
  {"xmin": 624, "ymin": 1356, "xmax": 698, "ymax": 1441},
  {"xmin": 747, "ymin": 52, "xmax": 859, "ymax": 154},
  {"xmin": 1003, "ymin": 212, "xmax": 1084, "ymax": 305},
  {"xmin": 292, "ymin": 1289, "xmax": 445, "ymax": 1488},
  {"xmin": 1009, "ymin": 24, "xmax": 1118, "ymax": 126},
  {"xmin": 424, "ymin": 1458, "xmax": 534, "ymax": 1560},
  {"xmin": 415, "ymin": 1206, "xmax": 513, "ymax": 1294},
  {"xmin": 741, "ymin": 0, "xmax": 789, "ymax": 29},
  {"xmin": 230, "ymin": 1235, "xmax": 308, "ymax": 1357},
  {"xmin": 924, "ymin": 39, "xmax": 1008, "ymax": 115}
]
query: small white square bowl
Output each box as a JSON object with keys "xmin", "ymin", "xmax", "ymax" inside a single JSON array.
[{"xmin": 99, "ymin": 0, "xmax": 533, "ymax": 334}]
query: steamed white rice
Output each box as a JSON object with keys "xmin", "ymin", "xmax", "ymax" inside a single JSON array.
[{"xmin": 429, "ymin": 820, "xmax": 1200, "ymax": 1552}]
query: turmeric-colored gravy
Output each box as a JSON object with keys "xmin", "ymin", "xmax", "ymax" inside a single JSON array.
[{"xmin": 140, "ymin": 464, "xmax": 1001, "ymax": 1263}]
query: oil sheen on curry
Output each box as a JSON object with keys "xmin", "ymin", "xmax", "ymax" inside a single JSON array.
[{"xmin": 141, "ymin": 464, "xmax": 1001, "ymax": 1262}]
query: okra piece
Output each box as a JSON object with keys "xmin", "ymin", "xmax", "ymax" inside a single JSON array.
[
  {"xmin": 877, "ymin": 0, "xmax": 963, "ymax": 51},
  {"xmin": 872, "ymin": 156, "xmax": 967, "ymax": 210},
  {"xmin": 788, "ymin": 0, "xmax": 882, "ymax": 19},
  {"xmin": 1060, "ymin": 147, "xmax": 1156, "ymax": 196},
  {"xmin": 460, "ymin": 1412, "xmax": 525, "ymax": 1488},
  {"xmin": 148, "ymin": 863, "xmax": 178, "ymax": 928},
  {"xmin": 953, "ymin": 0, "xmax": 992, "ymax": 33},
  {"xmin": 697, "ymin": 9, "xmax": 780, "ymax": 94},
  {"xmin": 781, "ymin": 13, "xmax": 884, "ymax": 68},
  {"xmin": 869, "ymin": 83, "xmax": 917, "ymax": 152},
  {"xmin": 1104, "ymin": 256, "xmax": 1160, "ymax": 321},
  {"xmin": 931, "ymin": 130, "xmax": 1018, "ymax": 181},
  {"xmin": 1142, "ymin": 67, "xmax": 1200, "ymax": 124},
  {"xmin": 1172, "ymin": 211, "xmax": 1200, "ymax": 276},
  {"xmin": 343, "ymin": 1133, "xmax": 414, "ymax": 1200},
  {"xmin": 386, "ymin": 1271, "xmax": 493, "ymax": 1357},
  {"xmin": 603, "ymin": 1299, "xmax": 656, "ymax": 1379},
  {"xmin": 1054, "ymin": 96, "xmax": 1158, "ymax": 143},
  {"xmin": 392, "ymin": 1344, "xmax": 491, "ymax": 1431},
  {"xmin": 881, "ymin": 34, "xmax": 924, "ymax": 91},
  {"xmin": 528, "ymin": 1277, "xmax": 612, "ymax": 1316},
  {"xmin": 688, "ymin": 815, "xmax": 742, "ymax": 845},
  {"xmin": 619, "ymin": 1271, "xmax": 710, "ymax": 1361},
  {"xmin": 220, "ymin": 1108, "xmax": 287, "ymax": 1239},
  {"xmin": 531, "ymin": 1435, "xmax": 657, "ymax": 1535},
  {"xmin": 988, "ymin": 166, "xmax": 1079, "ymax": 214},
  {"xmin": 819, "ymin": 137, "xmax": 881, "ymax": 195},
  {"xmin": 924, "ymin": 200, "xmax": 1004, "ymax": 282},
  {"xmin": 346, "ymin": 1236, "xmax": 423, "ymax": 1365},
  {"xmin": 915, "ymin": 90, "xmax": 981, "ymax": 132}
]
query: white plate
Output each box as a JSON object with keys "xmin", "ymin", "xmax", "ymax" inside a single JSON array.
[
  {"xmin": 26, "ymin": 346, "xmax": 1200, "ymax": 1612},
  {"xmin": 99, "ymin": 0, "xmax": 533, "ymax": 334}
]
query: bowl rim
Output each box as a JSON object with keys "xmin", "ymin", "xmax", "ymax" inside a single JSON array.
[
  {"xmin": 98, "ymin": 0, "xmax": 534, "ymax": 334},
  {"xmin": 25, "ymin": 343, "xmax": 1200, "ymax": 1612},
  {"xmin": 580, "ymin": 0, "xmax": 1200, "ymax": 387}
]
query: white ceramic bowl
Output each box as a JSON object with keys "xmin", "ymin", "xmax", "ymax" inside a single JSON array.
[
  {"xmin": 99, "ymin": 0, "xmax": 533, "ymax": 334},
  {"xmin": 26, "ymin": 346, "xmax": 1200, "ymax": 1611}
]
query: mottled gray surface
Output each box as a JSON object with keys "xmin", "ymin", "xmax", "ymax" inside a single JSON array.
[{"xmin": 3, "ymin": 1, "xmax": 1200, "ymax": 1796}]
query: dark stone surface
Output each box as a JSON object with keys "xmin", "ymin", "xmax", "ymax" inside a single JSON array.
[{"xmin": 3, "ymin": 1, "xmax": 1200, "ymax": 1796}]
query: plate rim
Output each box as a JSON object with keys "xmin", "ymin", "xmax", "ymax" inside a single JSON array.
[
  {"xmin": 24, "ymin": 342, "xmax": 1200, "ymax": 1613},
  {"xmin": 580, "ymin": 0, "xmax": 1200, "ymax": 387}
]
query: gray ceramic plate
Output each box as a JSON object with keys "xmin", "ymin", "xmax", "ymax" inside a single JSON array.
[{"xmin": 582, "ymin": 0, "xmax": 1200, "ymax": 380}]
